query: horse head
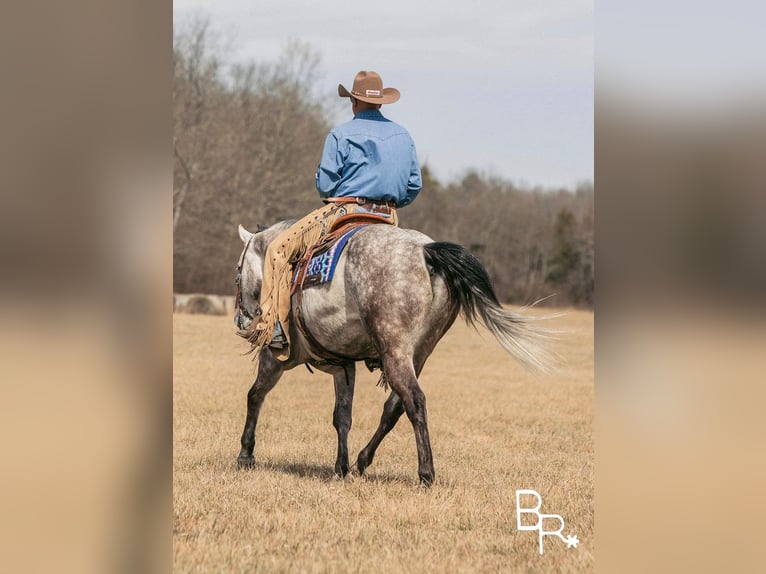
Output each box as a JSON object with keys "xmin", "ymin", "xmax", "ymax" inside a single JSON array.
[
  {"xmin": 234, "ymin": 221, "xmax": 295, "ymax": 332},
  {"xmin": 234, "ymin": 224, "xmax": 263, "ymax": 332}
]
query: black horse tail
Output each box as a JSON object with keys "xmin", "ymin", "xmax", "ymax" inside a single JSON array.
[{"xmin": 423, "ymin": 242, "xmax": 558, "ymax": 374}]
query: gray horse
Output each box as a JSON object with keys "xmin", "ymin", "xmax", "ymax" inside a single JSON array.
[{"xmin": 234, "ymin": 221, "xmax": 554, "ymax": 486}]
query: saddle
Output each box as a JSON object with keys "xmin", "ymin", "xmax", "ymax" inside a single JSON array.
[{"xmin": 291, "ymin": 211, "xmax": 392, "ymax": 294}]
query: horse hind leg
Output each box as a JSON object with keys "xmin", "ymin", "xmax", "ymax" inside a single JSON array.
[
  {"xmin": 394, "ymin": 364, "xmax": 434, "ymax": 486},
  {"xmin": 237, "ymin": 349, "xmax": 284, "ymax": 467},
  {"xmin": 332, "ymin": 364, "xmax": 356, "ymax": 477},
  {"xmin": 354, "ymin": 389, "xmax": 405, "ymax": 477},
  {"xmin": 357, "ymin": 355, "xmax": 434, "ymax": 486}
]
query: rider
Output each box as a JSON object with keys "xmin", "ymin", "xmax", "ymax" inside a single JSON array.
[{"xmin": 250, "ymin": 70, "xmax": 422, "ymax": 361}]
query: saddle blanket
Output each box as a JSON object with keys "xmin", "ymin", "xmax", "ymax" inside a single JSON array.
[{"xmin": 292, "ymin": 225, "xmax": 366, "ymax": 289}]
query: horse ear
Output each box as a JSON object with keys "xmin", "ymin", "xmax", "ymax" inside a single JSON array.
[{"xmin": 238, "ymin": 224, "xmax": 253, "ymax": 243}]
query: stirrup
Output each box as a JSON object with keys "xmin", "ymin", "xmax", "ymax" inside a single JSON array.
[{"xmin": 269, "ymin": 320, "xmax": 287, "ymax": 349}]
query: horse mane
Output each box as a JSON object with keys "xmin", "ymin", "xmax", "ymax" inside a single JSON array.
[{"xmin": 252, "ymin": 220, "xmax": 296, "ymax": 254}]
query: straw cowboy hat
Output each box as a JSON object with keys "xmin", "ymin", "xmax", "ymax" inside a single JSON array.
[{"xmin": 338, "ymin": 70, "xmax": 400, "ymax": 104}]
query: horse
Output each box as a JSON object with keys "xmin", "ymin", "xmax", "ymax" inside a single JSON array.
[{"xmin": 233, "ymin": 221, "xmax": 555, "ymax": 486}]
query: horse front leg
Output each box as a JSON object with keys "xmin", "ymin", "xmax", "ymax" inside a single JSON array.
[
  {"xmin": 332, "ymin": 364, "xmax": 356, "ymax": 477},
  {"xmin": 237, "ymin": 348, "xmax": 284, "ymax": 467}
]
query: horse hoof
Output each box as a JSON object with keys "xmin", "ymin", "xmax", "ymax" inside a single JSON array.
[
  {"xmin": 418, "ymin": 474, "xmax": 434, "ymax": 488},
  {"xmin": 237, "ymin": 455, "xmax": 255, "ymax": 468},
  {"xmin": 334, "ymin": 465, "xmax": 349, "ymax": 478},
  {"xmin": 350, "ymin": 462, "xmax": 365, "ymax": 476}
]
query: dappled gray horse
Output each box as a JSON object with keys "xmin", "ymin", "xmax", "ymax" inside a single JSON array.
[{"xmin": 234, "ymin": 221, "xmax": 553, "ymax": 486}]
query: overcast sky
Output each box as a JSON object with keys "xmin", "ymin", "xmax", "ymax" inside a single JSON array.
[{"xmin": 173, "ymin": 0, "xmax": 593, "ymax": 189}]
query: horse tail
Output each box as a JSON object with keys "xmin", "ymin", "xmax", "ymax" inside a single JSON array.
[{"xmin": 423, "ymin": 242, "xmax": 558, "ymax": 374}]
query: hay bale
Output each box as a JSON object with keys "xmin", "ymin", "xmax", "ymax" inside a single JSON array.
[{"xmin": 184, "ymin": 295, "xmax": 226, "ymax": 316}]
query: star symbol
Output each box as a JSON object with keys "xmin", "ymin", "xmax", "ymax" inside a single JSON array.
[{"xmin": 565, "ymin": 535, "xmax": 579, "ymax": 549}]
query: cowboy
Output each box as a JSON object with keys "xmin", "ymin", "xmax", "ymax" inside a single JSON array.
[{"xmin": 250, "ymin": 70, "xmax": 422, "ymax": 360}]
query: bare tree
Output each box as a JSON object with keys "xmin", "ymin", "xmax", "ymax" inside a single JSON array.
[
  {"xmin": 172, "ymin": 16, "xmax": 222, "ymax": 231},
  {"xmin": 173, "ymin": 23, "xmax": 330, "ymax": 294}
]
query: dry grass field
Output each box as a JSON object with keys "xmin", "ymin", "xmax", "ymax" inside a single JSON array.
[{"xmin": 174, "ymin": 308, "xmax": 593, "ymax": 573}]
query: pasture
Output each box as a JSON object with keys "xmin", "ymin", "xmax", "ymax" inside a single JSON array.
[{"xmin": 173, "ymin": 308, "xmax": 593, "ymax": 572}]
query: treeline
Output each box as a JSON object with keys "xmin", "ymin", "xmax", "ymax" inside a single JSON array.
[
  {"xmin": 173, "ymin": 18, "xmax": 593, "ymax": 307},
  {"xmin": 401, "ymin": 171, "xmax": 593, "ymax": 306}
]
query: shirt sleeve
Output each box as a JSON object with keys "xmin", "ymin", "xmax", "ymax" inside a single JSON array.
[
  {"xmin": 400, "ymin": 141, "xmax": 422, "ymax": 207},
  {"xmin": 315, "ymin": 132, "xmax": 343, "ymax": 198}
]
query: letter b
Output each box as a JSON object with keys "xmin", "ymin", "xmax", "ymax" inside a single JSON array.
[{"xmin": 516, "ymin": 489, "xmax": 542, "ymax": 531}]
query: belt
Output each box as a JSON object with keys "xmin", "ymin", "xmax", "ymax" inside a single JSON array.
[{"xmin": 324, "ymin": 197, "xmax": 397, "ymax": 208}]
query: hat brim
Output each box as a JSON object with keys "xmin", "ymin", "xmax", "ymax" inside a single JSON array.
[{"xmin": 338, "ymin": 83, "xmax": 400, "ymax": 104}]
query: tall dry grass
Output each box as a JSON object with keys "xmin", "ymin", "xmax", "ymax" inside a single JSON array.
[{"xmin": 174, "ymin": 309, "xmax": 593, "ymax": 573}]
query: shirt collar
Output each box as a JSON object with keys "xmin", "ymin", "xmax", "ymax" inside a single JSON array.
[{"xmin": 353, "ymin": 109, "xmax": 385, "ymax": 120}]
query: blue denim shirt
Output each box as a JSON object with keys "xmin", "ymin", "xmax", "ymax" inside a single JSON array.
[{"xmin": 315, "ymin": 109, "xmax": 422, "ymax": 207}]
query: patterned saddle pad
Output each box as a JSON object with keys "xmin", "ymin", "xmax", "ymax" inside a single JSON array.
[{"xmin": 292, "ymin": 224, "xmax": 366, "ymax": 290}]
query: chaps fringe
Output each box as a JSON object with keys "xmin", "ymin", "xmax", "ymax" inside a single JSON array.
[
  {"xmin": 245, "ymin": 214, "xmax": 334, "ymax": 358},
  {"xmin": 376, "ymin": 370, "xmax": 390, "ymax": 392}
]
